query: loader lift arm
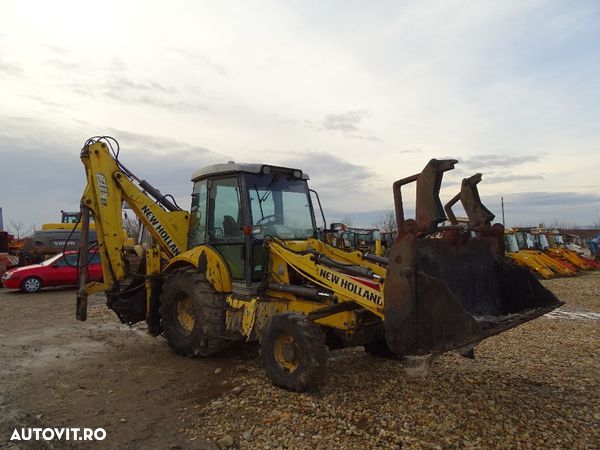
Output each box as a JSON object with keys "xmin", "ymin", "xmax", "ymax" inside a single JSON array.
[{"xmin": 76, "ymin": 137, "xmax": 189, "ymax": 321}]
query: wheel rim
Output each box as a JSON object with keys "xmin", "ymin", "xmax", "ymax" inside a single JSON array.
[
  {"xmin": 274, "ymin": 334, "xmax": 300, "ymax": 373},
  {"xmin": 24, "ymin": 278, "xmax": 40, "ymax": 292},
  {"xmin": 176, "ymin": 296, "xmax": 195, "ymax": 333}
]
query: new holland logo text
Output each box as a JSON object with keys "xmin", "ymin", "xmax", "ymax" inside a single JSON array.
[
  {"xmin": 141, "ymin": 205, "xmax": 180, "ymax": 256},
  {"xmin": 319, "ymin": 268, "xmax": 383, "ymax": 306}
]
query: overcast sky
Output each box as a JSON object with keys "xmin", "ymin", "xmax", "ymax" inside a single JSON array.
[{"xmin": 1, "ymin": 0, "xmax": 599, "ymax": 231}]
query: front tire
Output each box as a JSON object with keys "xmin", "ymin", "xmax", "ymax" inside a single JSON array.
[
  {"xmin": 260, "ymin": 313, "xmax": 329, "ymax": 392},
  {"xmin": 21, "ymin": 277, "xmax": 42, "ymax": 293},
  {"xmin": 159, "ymin": 268, "xmax": 228, "ymax": 357}
]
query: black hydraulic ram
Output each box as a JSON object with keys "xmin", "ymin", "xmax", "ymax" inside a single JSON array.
[
  {"xmin": 363, "ymin": 252, "xmax": 389, "ymax": 266},
  {"xmin": 268, "ymin": 282, "xmax": 333, "ymax": 301},
  {"xmin": 139, "ymin": 180, "xmax": 180, "ymax": 212},
  {"xmin": 313, "ymin": 253, "xmax": 382, "ymax": 280}
]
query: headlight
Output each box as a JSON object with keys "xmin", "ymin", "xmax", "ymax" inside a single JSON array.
[{"xmin": 2, "ymin": 272, "xmax": 13, "ymax": 279}]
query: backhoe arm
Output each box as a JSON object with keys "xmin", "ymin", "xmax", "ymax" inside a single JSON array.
[{"xmin": 76, "ymin": 138, "xmax": 189, "ymax": 320}]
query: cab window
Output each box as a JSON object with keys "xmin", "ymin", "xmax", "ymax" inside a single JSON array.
[
  {"xmin": 208, "ymin": 177, "xmax": 243, "ymax": 242},
  {"xmin": 189, "ymin": 180, "xmax": 208, "ymax": 248},
  {"xmin": 246, "ymin": 173, "xmax": 315, "ymax": 240},
  {"xmin": 207, "ymin": 177, "xmax": 245, "ymax": 280}
]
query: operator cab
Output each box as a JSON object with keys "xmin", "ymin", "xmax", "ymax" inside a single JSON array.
[
  {"xmin": 188, "ymin": 162, "xmax": 319, "ymax": 292},
  {"xmin": 61, "ymin": 211, "xmax": 81, "ymax": 224}
]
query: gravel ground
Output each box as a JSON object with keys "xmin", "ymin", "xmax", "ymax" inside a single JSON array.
[{"xmin": 183, "ymin": 272, "xmax": 600, "ymax": 449}]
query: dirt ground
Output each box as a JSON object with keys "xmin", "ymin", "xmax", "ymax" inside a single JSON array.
[
  {"xmin": 0, "ymin": 288, "xmax": 255, "ymax": 450},
  {"xmin": 1, "ymin": 272, "xmax": 599, "ymax": 449}
]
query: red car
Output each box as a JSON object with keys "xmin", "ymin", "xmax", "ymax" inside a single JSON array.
[{"xmin": 1, "ymin": 251, "xmax": 103, "ymax": 293}]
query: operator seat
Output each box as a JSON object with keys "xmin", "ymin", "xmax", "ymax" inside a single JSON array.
[{"xmin": 223, "ymin": 215, "xmax": 240, "ymax": 237}]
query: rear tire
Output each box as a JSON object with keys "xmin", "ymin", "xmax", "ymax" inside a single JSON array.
[
  {"xmin": 260, "ymin": 313, "xmax": 328, "ymax": 392},
  {"xmin": 159, "ymin": 268, "xmax": 228, "ymax": 357},
  {"xmin": 21, "ymin": 276, "xmax": 42, "ymax": 293}
]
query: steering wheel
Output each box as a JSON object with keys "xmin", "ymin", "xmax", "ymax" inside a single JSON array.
[{"xmin": 256, "ymin": 214, "xmax": 277, "ymax": 225}]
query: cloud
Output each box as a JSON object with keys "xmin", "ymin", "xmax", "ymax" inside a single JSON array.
[
  {"xmin": 0, "ymin": 117, "xmax": 228, "ymax": 226},
  {"xmin": 274, "ymin": 152, "xmax": 381, "ymax": 219},
  {"xmin": 486, "ymin": 174, "xmax": 544, "ymax": 183},
  {"xmin": 1, "ymin": 1, "xmax": 599, "ymax": 228},
  {"xmin": 331, "ymin": 191, "xmax": 600, "ymax": 228},
  {"xmin": 96, "ymin": 130, "xmax": 230, "ymax": 210},
  {"xmin": 481, "ymin": 191, "xmax": 600, "ymax": 226},
  {"xmin": 169, "ymin": 48, "xmax": 228, "ymax": 75},
  {"xmin": 45, "ymin": 58, "xmax": 83, "ymax": 71},
  {"xmin": 318, "ymin": 111, "xmax": 380, "ymax": 141},
  {"xmin": 279, "ymin": 152, "xmax": 373, "ymax": 191},
  {"xmin": 322, "ymin": 111, "xmax": 364, "ymax": 132},
  {"xmin": 502, "ymin": 191, "xmax": 600, "ymax": 208},
  {"xmin": 0, "ymin": 119, "xmax": 87, "ymax": 227},
  {"xmin": 0, "ymin": 56, "xmax": 23, "ymax": 77},
  {"xmin": 398, "ymin": 149, "xmax": 420, "ymax": 154},
  {"xmin": 65, "ymin": 77, "xmax": 208, "ymax": 112},
  {"xmin": 460, "ymin": 154, "xmax": 540, "ymax": 169},
  {"xmin": 19, "ymin": 94, "xmax": 67, "ymax": 108},
  {"xmin": 106, "ymin": 78, "xmax": 176, "ymax": 95},
  {"xmin": 102, "ymin": 128, "xmax": 228, "ymax": 185},
  {"xmin": 110, "ymin": 57, "xmax": 126, "ymax": 70},
  {"xmin": 106, "ymin": 128, "xmax": 220, "ymax": 157},
  {"xmin": 344, "ymin": 133, "xmax": 381, "ymax": 142},
  {"xmin": 44, "ymin": 44, "xmax": 71, "ymax": 55},
  {"xmin": 100, "ymin": 77, "xmax": 209, "ymax": 112}
]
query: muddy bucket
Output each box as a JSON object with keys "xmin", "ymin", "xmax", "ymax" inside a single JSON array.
[{"xmin": 383, "ymin": 230, "xmax": 563, "ymax": 356}]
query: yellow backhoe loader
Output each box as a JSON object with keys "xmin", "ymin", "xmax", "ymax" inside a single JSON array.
[
  {"xmin": 537, "ymin": 230, "xmax": 599, "ymax": 270},
  {"xmin": 76, "ymin": 137, "xmax": 562, "ymax": 391},
  {"xmin": 323, "ymin": 223, "xmax": 384, "ymax": 256},
  {"xmin": 506, "ymin": 229, "xmax": 575, "ymax": 277},
  {"xmin": 503, "ymin": 230, "xmax": 556, "ymax": 279}
]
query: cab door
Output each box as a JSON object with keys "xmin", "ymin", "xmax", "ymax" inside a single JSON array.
[{"xmin": 206, "ymin": 176, "xmax": 246, "ymax": 281}]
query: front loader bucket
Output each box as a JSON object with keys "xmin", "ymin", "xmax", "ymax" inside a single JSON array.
[
  {"xmin": 384, "ymin": 235, "xmax": 562, "ymax": 355},
  {"xmin": 384, "ymin": 160, "xmax": 563, "ymax": 356}
]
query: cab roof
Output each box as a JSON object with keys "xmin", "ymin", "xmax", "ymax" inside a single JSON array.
[{"xmin": 191, "ymin": 162, "xmax": 309, "ymax": 181}]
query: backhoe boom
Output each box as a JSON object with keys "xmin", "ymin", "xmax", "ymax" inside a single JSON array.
[{"xmin": 76, "ymin": 138, "xmax": 189, "ymax": 320}]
